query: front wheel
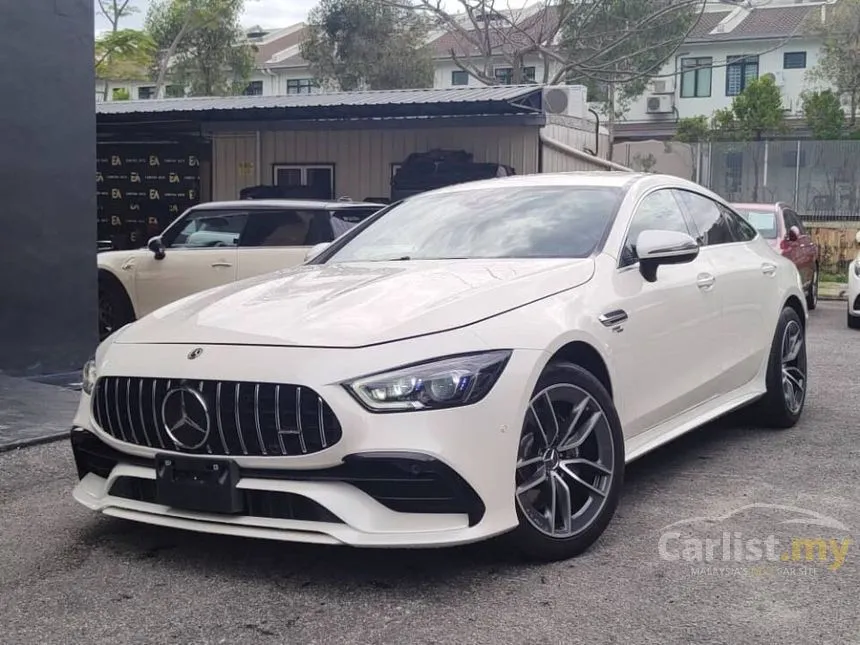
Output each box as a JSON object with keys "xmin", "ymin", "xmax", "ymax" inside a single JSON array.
[
  {"xmin": 750, "ymin": 306, "xmax": 807, "ymax": 429},
  {"xmin": 806, "ymin": 266, "xmax": 819, "ymax": 311},
  {"xmin": 508, "ymin": 361, "xmax": 625, "ymax": 562}
]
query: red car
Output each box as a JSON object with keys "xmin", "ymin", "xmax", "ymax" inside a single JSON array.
[{"xmin": 732, "ymin": 202, "xmax": 819, "ymax": 310}]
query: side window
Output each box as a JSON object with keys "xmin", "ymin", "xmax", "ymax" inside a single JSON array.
[
  {"xmin": 240, "ymin": 209, "xmax": 331, "ymax": 248},
  {"xmin": 163, "ymin": 210, "xmax": 247, "ymax": 249},
  {"xmin": 722, "ymin": 205, "xmax": 758, "ymax": 242},
  {"xmin": 784, "ymin": 208, "xmax": 806, "ymax": 235},
  {"xmin": 675, "ymin": 190, "xmax": 735, "ymax": 246},
  {"xmin": 621, "ymin": 189, "xmax": 692, "ymax": 266}
]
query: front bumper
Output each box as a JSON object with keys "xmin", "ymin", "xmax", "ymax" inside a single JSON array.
[{"xmin": 70, "ymin": 343, "xmax": 546, "ymax": 547}]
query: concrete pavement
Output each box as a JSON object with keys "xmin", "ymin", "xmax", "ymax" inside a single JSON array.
[
  {"xmin": 0, "ymin": 301, "xmax": 857, "ymax": 644},
  {"xmin": 0, "ymin": 375, "xmax": 79, "ymax": 452}
]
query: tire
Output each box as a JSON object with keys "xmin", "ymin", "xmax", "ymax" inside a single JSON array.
[
  {"xmin": 507, "ymin": 361, "xmax": 625, "ymax": 562},
  {"xmin": 848, "ymin": 310, "xmax": 860, "ymax": 330},
  {"xmin": 98, "ymin": 278, "xmax": 134, "ymax": 341},
  {"xmin": 750, "ymin": 305, "xmax": 807, "ymax": 429},
  {"xmin": 806, "ymin": 266, "xmax": 819, "ymax": 311}
]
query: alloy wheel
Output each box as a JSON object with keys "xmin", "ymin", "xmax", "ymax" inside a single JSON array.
[
  {"xmin": 781, "ymin": 319, "xmax": 806, "ymax": 415},
  {"xmin": 98, "ymin": 294, "xmax": 114, "ymax": 340},
  {"xmin": 515, "ymin": 384, "xmax": 615, "ymax": 539}
]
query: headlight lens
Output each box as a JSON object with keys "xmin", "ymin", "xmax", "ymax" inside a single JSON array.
[
  {"xmin": 81, "ymin": 358, "xmax": 98, "ymax": 396},
  {"xmin": 343, "ymin": 350, "xmax": 512, "ymax": 412}
]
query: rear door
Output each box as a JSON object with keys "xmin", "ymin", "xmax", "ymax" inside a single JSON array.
[
  {"xmin": 675, "ymin": 190, "xmax": 771, "ymax": 389},
  {"xmin": 236, "ymin": 207, "xmax": 333, "ymax": 280}
]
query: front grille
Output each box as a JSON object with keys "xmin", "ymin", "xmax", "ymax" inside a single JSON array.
[{"xmin": 91, "ymin": 377, "xmax": 342, "ymax": 457}]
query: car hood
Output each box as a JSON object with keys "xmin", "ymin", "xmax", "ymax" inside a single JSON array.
[{"xmin": 116, "ymin": 258, "xmax": 595, "ymax": 347}]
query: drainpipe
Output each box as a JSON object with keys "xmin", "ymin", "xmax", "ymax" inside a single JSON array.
[
  {"xmin": 255, "ymin": 130, "xmax": 262, "ymax": 185},
  {"xmin": 539, "ymin": 132, "xmax": 635, "ymax": 171}
]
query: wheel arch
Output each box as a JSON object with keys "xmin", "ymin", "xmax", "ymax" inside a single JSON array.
[
  {"xmin": 98, "ymin": 267, "xmax": 137, "ymax": 320},
  {"xmin": 783, "ymin": 294, "xmax": 806, "ymax": 329},
  {"xmin": 545, "ymin": 340, "xmax": 614, "ymax": 400}
]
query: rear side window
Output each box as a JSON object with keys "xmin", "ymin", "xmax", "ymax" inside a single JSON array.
[
  {"xmin": 240, "ymin": 209, "xmax": 340, "ymax": 247},
  {"xmin": 783, "ymin": 208, "xmax": 807, "ymax": 235}
]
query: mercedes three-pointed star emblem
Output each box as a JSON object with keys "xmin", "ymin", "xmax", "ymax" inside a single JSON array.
[{"xmin": 161, "ymin": 386, "xmax": 211, "ymax": 450}]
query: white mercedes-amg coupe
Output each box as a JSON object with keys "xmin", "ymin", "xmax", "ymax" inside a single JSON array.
[{"xmin": 71, "ymin": 172, "xmax": 809, "ymax": 561}]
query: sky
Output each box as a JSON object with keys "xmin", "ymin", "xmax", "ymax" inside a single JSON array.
[{"xmin": 93, "ymin": 0, "xmax": 503, "ymax": 33}]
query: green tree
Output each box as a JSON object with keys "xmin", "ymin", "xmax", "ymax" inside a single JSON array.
[
  {"xmin": 673, "ymin": 115, "xmax": 710, "ymax": 181},
  {"xmin": 301, "ymin": 0, "xmax": 434, "ymax": 91},
  {"xmin": 146, "ymin": 0, "xmax": 255, "ymax": 98},
  {"xmin": 559, "ymin": 0, "xmax": 702, "ymax": 158},
  {"xmin": 97, "ymin": 0, "xmax": 140, "ymax": 32},
  {"xmin": 809, "ymin": 0, "xmax": 860, "ymax": 126},
  {"xmin": 95, "ymin": 29, "xmax": 156, "ymax": 101},
  {"xmin": 802, "ymin": 90, "xmax": 845, "ymax": 140},
  {"xmin": 708, "ymin": 75, "xmax": 786, "ymax": 201}
]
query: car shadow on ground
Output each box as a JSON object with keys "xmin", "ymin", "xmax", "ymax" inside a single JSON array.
[{"xmin": 75, "ymin": 410, "xmax": 769, "ymax": 589}]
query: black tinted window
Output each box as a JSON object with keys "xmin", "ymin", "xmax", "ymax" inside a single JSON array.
[
  {"xmin": 675, "ymin": 190, "xmax": 735, "ymax": 246},
  {"xmin": 723, "ymin": 205, "xmax": 758, "ymax": 241},
  {"xmin": 325, "ymin": 186, "xmax": 623, "ymax": 261},
  {"xmin": 241, "ymin": 209, "xmax": 338, "ymax": 247},
  {"xmin": 784, "ymin": 208, "xmax": 806, "ymax": 235},
  {"xmin": 622, "ymin": 189, "xmax": 692, "ymax": 265},
  {"xmin": 163, "ymin": 210, "xmax": 248, "ymax": 248}
]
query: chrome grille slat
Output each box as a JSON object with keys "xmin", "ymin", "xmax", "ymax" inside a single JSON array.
[
  {"xmin": 91, "ymin": 376, "xmax": 341, "ymax": 457},
  {"xmin": 125, "ymin": 378, "xmax": 139, "ymax": 444},
  {"xmin": 253, "ymin": 384, "xmax": 267, "ymax": 455},
  {"xmin": 113, "ymin": 378, "xmax": 127, "ymax": 442},
  {"xmin": 234, "ymin": 383, "xmax": 249, "ymax": 455},
  {"xmin": 137, "ymin": 379, "xmax": 152, "ymax": 447},
  {"xmin": 296, "ymin": 387, "xmax": 308, "ymax": 454},
  {"xmin": 215, "ymin": 383, "xmax": 230, "ymax": 455},
  {"xmin": 317, "ymin": 396, "xmax": 327, "ymax": 449}
]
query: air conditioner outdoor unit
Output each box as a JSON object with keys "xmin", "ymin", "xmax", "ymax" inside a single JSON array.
[
  {"xmin": 646, "ymin": 94, "xmax": 674, "ymax": 114},
  {"xmin": 542, "ymin": 85, "xmax": 588, "ymax": 119},
  {"xmin": 651, "ymin": 79, "xmax": 674, "ymax": 94}
]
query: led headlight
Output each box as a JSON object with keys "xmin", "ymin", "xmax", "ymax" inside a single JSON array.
[
  {"xmin": 343, "ymin": 350, "xmax": 512, "ymax": 412},
  {"xmin": 81, "ymin": 357, "xmax": 98, "ymax": 396},
  {"xmin": 854, "ymin": 260, "xmax": 860, "ymax": 278}
]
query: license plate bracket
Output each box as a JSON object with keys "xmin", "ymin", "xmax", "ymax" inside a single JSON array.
[{"xmin": 155, "ymin": 454, "xmax": 243, "ymax": 514}]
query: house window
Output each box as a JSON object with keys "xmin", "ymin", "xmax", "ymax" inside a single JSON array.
[
  {"xmin": 287, "ymin": 79, "xmax": 315, "ymax": 94},
  {"xmin": 494, "ymin": 66, "xmax": 536, "ymax": 85},
  {"xmin": 680, "ymin": 57, "xmax": 712, "ymax": 98},
  {"xmin": 273, "ymin": 164, "xmax": 334, "ymax": 200},
  {"xmin": 137, "ymin": 86, "xmax": 155, "ymax": 100},
  {"xmin": 783, "ymin": 51, "xmax": 807, "ymax": 69},
  {"xmin": 451, "ymin": 70, "xmax": 469, "ymax": 86},
  {"xmin": 726, "ymin": 55, "xmax": 759, "ymax": 96},
  {"xmin": 243, "ymin": 80, "xmax": 263, "ymax": 96}
]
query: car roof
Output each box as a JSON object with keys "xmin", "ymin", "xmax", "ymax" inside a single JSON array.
[{"xmin": 190, "ymin": 199, "xmax": 385, "ymax": 211}]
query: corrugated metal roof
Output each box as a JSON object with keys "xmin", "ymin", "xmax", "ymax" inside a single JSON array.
[{"xmin": 95, "ymin": 85, "xmax": 542, "ymax": 116}]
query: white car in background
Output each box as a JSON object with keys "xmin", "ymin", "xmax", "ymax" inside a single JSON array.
[
  {"xmin": 73, "ymin": 172, "xmax": 808, "ymax": 562},
  {"xmin": 847, "ymin": 230, "xmax": 860, "ymax": 329},
  {"xmin": 97, "ymin": 199, "xmax": 384, "ymax": 340}
]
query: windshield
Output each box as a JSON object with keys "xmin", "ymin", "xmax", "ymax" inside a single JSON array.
[
  {"xmin": 735, "ymin": 208, "xmax": 778, "ymax": 238},
  {"xmin": 324, "ymin": 185, "xmax": 624, "ymax": 262}
]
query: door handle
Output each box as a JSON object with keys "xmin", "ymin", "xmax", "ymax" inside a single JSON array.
[
  {"xmin": 598, "ymin": 309, "xmax": 628, "ymax": 327},
  {"xmin": 211, "ymin": 261, "xmax": 233, "ymax": 268},
  {"xmin": 761, "ymin": 262, "xmax": 777, "ymax": 276},
  {"xmin": 696, "ymin": 273, "xmax": 716, "ymax": 290}
]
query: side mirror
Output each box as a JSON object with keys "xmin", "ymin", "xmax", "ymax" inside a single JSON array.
[
  {"xmin": 787, "ymin": 226, "xmax": 800, "ymax": 242},
  {"xmin": 304, "ymin": 242, "xmax": 331, "ymax": 263},
  {"xmin": 636, "ymin": 229, "xmax": 700, "ymax": 283},
  {"xmin": 148, "ymin": 236, "xmax": 166, "ymax": 260}
]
